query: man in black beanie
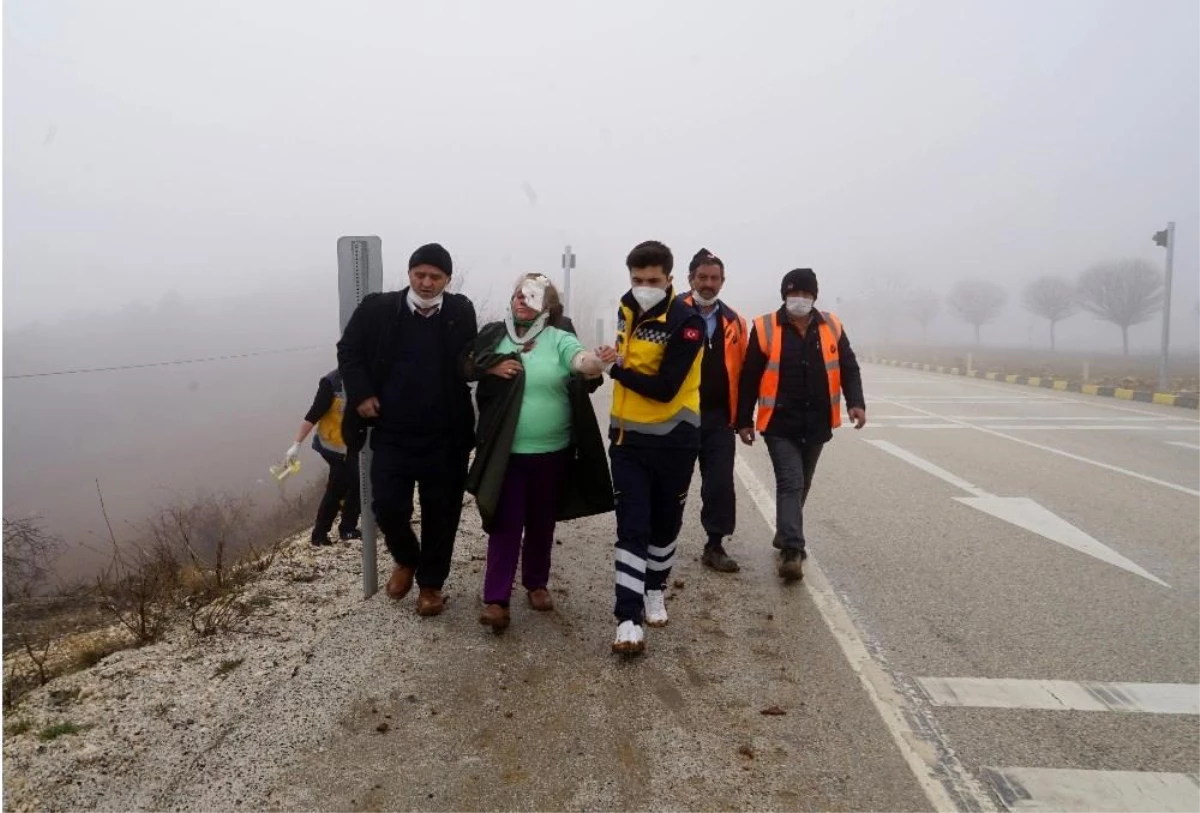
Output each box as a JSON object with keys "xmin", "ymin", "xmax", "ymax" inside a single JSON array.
[
  {"xmin": 737, "ymin": 268, "xmax": 866, "ymax": 582},
  {"xmin": 681, "ymin": 248, "xmax": 748, "ymax": 573},
  {"xmin": 338, "ymin": 242, "xmax": 478, "ymax": 617}
]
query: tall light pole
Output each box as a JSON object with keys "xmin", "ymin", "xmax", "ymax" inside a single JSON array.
[
  {"xmin": 1153, "ymin": 222, "xmax": 1175, "ymax": 393},
  {"xmin": 562, "ymin": 245, "xmax": 575, "ymax": 319}
]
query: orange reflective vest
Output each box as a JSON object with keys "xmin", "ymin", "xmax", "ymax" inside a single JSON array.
[
  {"xmin": 682, "ymin": 293, "xmax": 747, "ymax": 425},
  {"xmin": 751, "ymin": 310, "xmax": 843, "ymax": 433}
]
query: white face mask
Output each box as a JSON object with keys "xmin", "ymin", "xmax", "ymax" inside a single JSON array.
[
  {"xmin": 785, "ymin": 296, "xmax": 814, "ymax": 318},
  {"xmin": 631, "ymin": 286, "xmax": 668, "ymax": 312},
  {"xmin": 409, "ymin": 289, "xmax": 444, "ymax": 311},
  {"xmin": 691, "ymin": 291, "xmax": 718, "ymax": 307}
]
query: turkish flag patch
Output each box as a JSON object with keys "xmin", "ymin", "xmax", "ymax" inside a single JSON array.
[{"xmin": 683, "ymin": 327, "xmax": 702, "ymax": 342}]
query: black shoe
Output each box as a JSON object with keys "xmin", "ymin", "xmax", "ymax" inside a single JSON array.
[
  {"xmin": 310, "ymin": 534, "xmax": 335, "ymax": 547},
  {"xmin": 701, "ymin": 545, "xmax": 740, "ymax": 573},
  {"xmin": 339, "ymin": 528, "xmax": 362, "ymax": 541},
  {"xmin": 778, "ymin": 549, "xmax": 804, "ymax": 582}
]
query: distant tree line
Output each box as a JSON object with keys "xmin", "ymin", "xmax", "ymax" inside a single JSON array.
[{"xmin": 910, "ymin": 258, "xmax": 1165, "ymax": 353}]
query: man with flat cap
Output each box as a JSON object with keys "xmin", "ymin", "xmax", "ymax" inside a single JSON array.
[
  {"xmin": 737, "ymin": 268, "xmax": 866, "ymax": 583},
  {"xmin": 338, "ymin": 243, "xmax": 478, "ymax": 617}
]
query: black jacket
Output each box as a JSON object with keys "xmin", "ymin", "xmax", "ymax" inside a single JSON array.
[
  {"xmin": 737, "ymin": 308, "xmax": 865, "ymax": 444},
  {"xmin": 465, "ymin": 321, "xmax": 613, "ymax": 533},
  {"xmin": 336, "ymin": 289, "xmax": 478, "ymax": 449}
]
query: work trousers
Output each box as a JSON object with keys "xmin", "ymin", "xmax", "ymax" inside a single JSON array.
[
  {"xmin": 313, "ymin": 447, "xmax": 361, "ymax": 539},
  {"xmin": 698, "ymin": 410, "xmax": 736, "ymax": 546},
  {"xmin": 611, "ymin": 443, "xmax": 698, "ymax": 623},
  {"xmin": 371, "ymin": 439, "xmax": 469, "ymax": 590},
  {"xmin": 763, "ymin": 435, "xmax": 824, "ymax": 559},
  {"xmin": 482, "ymin": 450, "xmax": 570, "ymax": 606}
]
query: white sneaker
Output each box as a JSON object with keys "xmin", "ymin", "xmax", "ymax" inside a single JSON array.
[
  {"xmin": 611, "ymin": 620, "xmax": 645, "ymax": 655},
  {"xmin": 644, "ymin": 590, "xmax": 668, "ymax": 628}
]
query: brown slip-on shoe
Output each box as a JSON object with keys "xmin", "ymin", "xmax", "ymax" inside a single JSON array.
[
  {"xmin": 386, "ymin": 565, "xmax": 415, "ymax": 600},
  {"xmin": 415, "ymin": 588, "xmax": 445, "ymax": 617},
  {"xmin": 478, "ymin": 603, "xmax": 510, "ymax": 632},
  {"xmin": 526, "ymin": 588, "xmax": 554, "ymax": 612}
]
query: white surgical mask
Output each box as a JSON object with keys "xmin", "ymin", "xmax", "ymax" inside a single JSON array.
[
  {"xmin": 409, "ymin": 289, "xmax": 444, "ymax": 311},
  {"xmin": 785, "ymin": 296, "xmax": 814, "ymax": 318},
  {"xmin": 631, "ymin": 286, "xmax": 667, "ymax": 312},
  {"xmin": 691, "ymin": 291, "xmax": 718, "ymax": 307}
]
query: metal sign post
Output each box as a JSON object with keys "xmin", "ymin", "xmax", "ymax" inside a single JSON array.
[
  {"xmin": 337, "ymin": 236, "xmax": 383, "ymax": 598},
  {"xmin": 562, "ymin": 245, "xmax": 576, "ymax": 318}
]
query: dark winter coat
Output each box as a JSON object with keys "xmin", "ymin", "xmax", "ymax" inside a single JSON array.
[
  {"xmin": 465, "ymin": 321, "xmax": 614, "ymax": 533},
  {"xmin": 336, "ymin": 289, "xmax": 478, "ymax": 450}
]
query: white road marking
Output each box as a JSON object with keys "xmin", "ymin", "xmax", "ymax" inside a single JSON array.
[
  {"xmin": 734, "ymin": 453, "xmax": 997, "ymax": 813},
  {"xmin": 864, "ymin": 424, "xmax": 1199, "ymax": 431},
  {"xmin": 921, "ymin": 416, "xmax": 1175, "ymax": 422},
  {"xmin": 866, "ymin": 440, "xmax": 1169, "ymax": 587},
  {"xmin": 882, "ymin": 397, "xmax": 1059, "ymax": 404},
  {"xmin": 865, "ymin": 439, "xmax": 987, "ymax": 495},
  {"xmin": 1165, "ymin": 441, "xmax": 1200, "ymax": 451},
  {"xmin": 875, "ymin": 398, "xmax": 1200, "ymax": 498},
  {"xmin": 871, "ymin": 366, "xmax": 1200, "ymax": 422},
  {"xmin": 982, "ymin": 767, "xmax": 1200, "ymax": 812},
  {"xmin": 918, "ymin": 678, "xmax": 1199, "ymax": 715},
  {"xmin": 867, "ymin": 423, "xmax": 966, "ymax": 429}
]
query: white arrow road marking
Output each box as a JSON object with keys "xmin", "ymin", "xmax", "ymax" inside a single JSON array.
[
  {"xmin": 1165, "ymin": 441, "xmax": 1200, "ymax": 451},
  {"xmin": 866, "ymin": 440, "xmax": 1170, "ymax": 588},
  {"xmin": 918, "ymin": 677, "xmax": 1199, "ymax": 714},
  {"xmin": 875, "ymin": 399, "xmax": 1200, "ymax": 498},
  {"xmin": 982, "ymin": 767, "xmax": 1199, "ymax": 813}
]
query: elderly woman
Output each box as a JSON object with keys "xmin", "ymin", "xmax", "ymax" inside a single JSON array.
[{"xmin": 466, "ymin": 274, "xmax": 615, "ymax": 632}]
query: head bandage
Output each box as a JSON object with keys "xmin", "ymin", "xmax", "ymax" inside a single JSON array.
[{"xmin": 520, "ymin": 275, "xmax": 551, "ymax": 312}]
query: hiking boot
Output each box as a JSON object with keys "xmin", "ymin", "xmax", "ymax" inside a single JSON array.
[
  {"xmin": 310, "ymin": 534, "xmax": 334, "ymax": 547},
  {"xmin": 479, "ymin": 603, "xmax": 510, "ymax": 633},
  {"xmin": 644, "ymin": 590, "xmax": 668, "ymax": 627},
  {"xmin": 416, "ymin": 588, "xmax": 445, "ymax": 617},
  {"xmin": 527, "ymin": 588, "xmax": 554, "ymax": 612},
  {"xmin": 778, "ymin": 550, "xmax": 804, "ymax": 582},
  {"xmin": 339, "ymin": 528, "xmax": 362, "ymax": 541},
  {"xmin": 702, "ymin": 544, "xmax": 740, "ymax": 573},
  {"xmin": 611, "ymin": 620, "xmax": 645, "ymax": 655},
  {"xmin": 386, "ymin": 565, "xmax": 415, "ymax": 600}
]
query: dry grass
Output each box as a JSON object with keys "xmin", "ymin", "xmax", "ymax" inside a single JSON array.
[
  {"xmin": 36, "ymin": 721, "xmax": 84, "ymax": 742},
  {"xmin": 2, "ymin": 480, "xmax": 324, "ymax": 709}
]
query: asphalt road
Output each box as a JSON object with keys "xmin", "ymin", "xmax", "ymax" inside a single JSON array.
[
  {"xmin": 754, "ymin": 363, "xmax": 1199, "ymax": 812},
  {"xmin": 153, "ymin": 364, "xmax": 1197, "ymax": 813}
]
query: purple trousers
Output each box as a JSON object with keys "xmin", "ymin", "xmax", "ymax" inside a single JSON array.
[{"xmin": 483, "ymin": 450, "xmax": 570, "ymax": 605}]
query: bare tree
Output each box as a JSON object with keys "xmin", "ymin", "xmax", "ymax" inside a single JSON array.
[
  {"xmin": 946, "ymin": 280, "xmax": 1008, "ymax": 345},
  {"xmin": 1021, "ymin": 276, "xmax": 1078, "ymax": 350},
  {"xmin": 1076, "ymin": 259, "xmax": 1164, "ymax": 355},
  {"xmin": 2, "ymin": 517, "xmax": 61, "ymax": 603},
  {"xmin": 908, "ymin": 291, "xmax": 940, "ymax": 344}
]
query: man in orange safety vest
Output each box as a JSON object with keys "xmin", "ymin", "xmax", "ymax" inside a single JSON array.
[{"xmin": 736, "ymin": 268, "xmax": 866, "ymax": 582}]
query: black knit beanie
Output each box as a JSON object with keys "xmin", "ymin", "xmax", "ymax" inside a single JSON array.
[
  {"xmin": 689, "ymin": 248, "xmax": 724, "ymax": 274},
  {"xmin": 408, "ymin": 243, "xmax": 453, "ymax": 276},
  {"xmin": 780, "ymin": 268, "xmax": 818, "ymax": 300}
]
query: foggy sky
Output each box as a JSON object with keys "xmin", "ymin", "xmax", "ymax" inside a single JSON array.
[{"xmin": 4, "ymin": 0, "xmax": 1199, "ymax": 351}]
